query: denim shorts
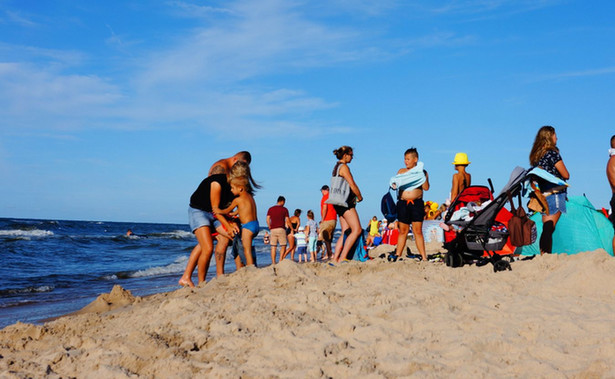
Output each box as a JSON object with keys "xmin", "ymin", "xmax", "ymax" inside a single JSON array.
[
  {"xmin": 188, "ymin": 206, "xmax": 215, "ymax": 233},
  {"xmin": 543, "ymin": 192, "xmax": 567, "ymax": 215}
]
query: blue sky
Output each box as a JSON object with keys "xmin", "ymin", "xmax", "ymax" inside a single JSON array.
[{"xmin": 1, "ymin": 0, "xmax": 614, "ymax": 225}]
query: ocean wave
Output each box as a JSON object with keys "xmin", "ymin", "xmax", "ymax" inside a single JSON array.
[
  {"xmin": 130, "ymin": 256, "xmax": 188, "ymax": 278},
  {"xmin": 149, "ymin": 230, "xmax": 192, "ymax": 239},
  {"xmin": 0, "ymin": 285, "xmax": 54, "ymax": 296},
  {"xmin": 0, "ymin": 299, "xmax": 38, "ymax": 309},
  {"xmin": 0, "ymin": 229, "xmax": 54, "ymax": 239}
]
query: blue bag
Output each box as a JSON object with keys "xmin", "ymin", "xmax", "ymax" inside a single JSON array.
[{"xmin": 381, "ymin": 189, "xmax": 397, "ymax": 223}]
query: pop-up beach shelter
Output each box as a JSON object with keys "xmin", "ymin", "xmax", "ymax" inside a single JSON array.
[{"xmin": 517, "ymin": 196, "xmax": 614, "ymax": 256}]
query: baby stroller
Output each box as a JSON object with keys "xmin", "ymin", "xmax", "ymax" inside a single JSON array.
[{"xmin": 443, "ymin": 167, "xmax": 529, "ymax": 271}]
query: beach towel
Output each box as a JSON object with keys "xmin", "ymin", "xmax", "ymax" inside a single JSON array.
[
  {"xmin": 389, "ymin": 162, "xmax": 426, "ymax": 194},
  {"xmin": 342, "ymin": 230, "xmax": 369, "ymax": 262},
  {"xmin": 516, "ymin": 196, "xmax": 614, "ymax": 256}
]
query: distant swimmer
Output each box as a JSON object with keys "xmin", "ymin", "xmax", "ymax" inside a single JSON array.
[{"xmin": 126, "ymin": 229, "xmax": 147, "ymax": 238}]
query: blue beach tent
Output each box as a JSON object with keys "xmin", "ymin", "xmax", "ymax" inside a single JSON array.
[{"xmin": 516, "ymin": 196, "xmax": 614, "ymax": 256}]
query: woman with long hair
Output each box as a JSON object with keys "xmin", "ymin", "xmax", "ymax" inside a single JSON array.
[
  {"xmin": 282, "ymin": 208, "xmax": 302, "ymax": 261},
  {"xmin": 330, "ymin": 146, "xmax": 363, "ymax": 262},
  {"xmin": 529, "ymin": 125, "xmax": 570, "ymax": 255}
]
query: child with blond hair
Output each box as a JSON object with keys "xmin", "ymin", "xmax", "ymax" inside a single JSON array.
[{"xmin": 219, "ymin": 162, "xmax": 259, "ymax": 266}]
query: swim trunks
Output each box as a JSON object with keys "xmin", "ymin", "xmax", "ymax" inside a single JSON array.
[
  {"xmin": 397, "ymin": 198, "xmax": 425, "ymax": 224},
  {"xmin": 242, "ymin": 220, "xmax": 260, "ymax": 236}
]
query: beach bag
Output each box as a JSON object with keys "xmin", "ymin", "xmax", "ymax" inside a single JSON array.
[
  {"xmin": 527, "ymin": 181, "xmax": 549, "ymax": 215},
  {"xmin": 507, "ymin": 193, "xmax": 537, "ymax": 247},
  {"xmin": 326, "ymin": 164, "xmax": 350, "ymax": 207},
  {"xmin": 381, "ymin": 189, "xmax": 397, "ymax": 222}
]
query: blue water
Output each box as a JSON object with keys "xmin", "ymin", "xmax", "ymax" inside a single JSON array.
[{"xmin": 0, "ymin": 218, "xmax": 277, "ymax": 329}]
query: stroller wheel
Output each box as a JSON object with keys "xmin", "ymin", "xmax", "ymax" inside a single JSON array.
[{"xmin": 445, "ymin": 252, "xmax": 464, "ymax": 268}]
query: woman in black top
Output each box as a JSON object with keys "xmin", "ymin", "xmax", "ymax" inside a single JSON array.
[
  {"xmin": 330, "ymin": 146, "xmax": 363, "ymax": 263},
  {"xmin": 178, "ymin": 172, "xmax": 237, "ymax": 287},
  {"xmin": 282, "ymin": 209, "xmax": 302, "ymax": 261},
  {"xmin": 529, "ymin": 126, "xmax": 570, "ymax": 255}
]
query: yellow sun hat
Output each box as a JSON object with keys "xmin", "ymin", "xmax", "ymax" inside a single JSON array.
[{"xmin": 452, "ymin": 152, "xmax": 470, "ymax": 166}]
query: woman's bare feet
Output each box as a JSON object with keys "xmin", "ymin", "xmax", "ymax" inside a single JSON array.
[{"xmin": 178, "ymin": 277, "xmax": 195, "ymax": 287}]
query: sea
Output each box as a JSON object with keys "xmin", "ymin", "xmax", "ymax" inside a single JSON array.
[{"xmin": 0, "ymin": 217, "xmax": 283, "ymax": 329}]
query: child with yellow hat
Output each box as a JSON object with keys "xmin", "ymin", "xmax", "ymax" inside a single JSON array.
[{"xmin": 450, "ymin": 152, "xmax": 471, "ymax": 202}]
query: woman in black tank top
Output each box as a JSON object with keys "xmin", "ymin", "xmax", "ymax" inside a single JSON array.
[{"xmin": 330, "ymin": 146, "xmax": 363, "ymax": 263}]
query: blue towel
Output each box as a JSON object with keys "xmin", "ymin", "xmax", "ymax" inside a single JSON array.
[
  {"xmin": 527, "ymin": 167, "xmax": 568, "ymax": 187},
  {"xmin": 390, "ymin": 162, "xmax": 426, "ymax": 193}
]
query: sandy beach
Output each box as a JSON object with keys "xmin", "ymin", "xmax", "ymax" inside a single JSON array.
[{"xmin": 2, "ymin": 241, "xmax": 615, "ymax": 378}]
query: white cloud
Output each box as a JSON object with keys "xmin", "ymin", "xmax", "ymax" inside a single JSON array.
[
  {"xmin": 419, "ymin": 0, "xmax": 561, "ymax": 15},
  {"xmin": 0, "ymin": 63, "xmax": 123, "ymax": 130},
  {"xmin": 137, "ymin": 0, "xmax": 369, "ymax": 90},
  {"xmin": 0, "ymin": 0, "xmax": 484, "ymax": 137},
  {"xmin": 4, "ymin": 10, "xmax": 38, "ymax": 27},
  {"xmin": 540, "ymin": 66, "xmax": 615, "ymax": 81}
]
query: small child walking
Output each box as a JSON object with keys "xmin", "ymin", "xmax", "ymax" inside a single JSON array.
[
  {"xmin": 219, "ymin": 163, "xmax": 259, "ymax": 266},
  {"xmin": 295, "ymin": 227, "xmax": 308, "ymax": 262},
  {"xmin": 304, "ymin": 210, "xmax": 319, "ymax": 262}
]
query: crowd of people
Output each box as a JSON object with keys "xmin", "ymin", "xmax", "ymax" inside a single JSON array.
[{"xmin": 178, "ymin": 126, "xmax": 615, "ymax": 287}]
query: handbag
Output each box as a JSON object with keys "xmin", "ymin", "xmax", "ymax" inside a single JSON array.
[
  {"xmin": 527, "ymin": 181, "xmax": 549, "ymax": 215},
  {"xmin": 325, "ymin": 164, "xmax": 350, "ymax": 207},
  {"xmin": 507, "ymin": 192, "xmax": 537, "ymax": 247}
]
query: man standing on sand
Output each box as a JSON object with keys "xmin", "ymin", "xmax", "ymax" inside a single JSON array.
[
  {"xmin": 607, "ymin": 135, "xmax": 615, "ymax": 252},
  {"xmin": 319, "ymin": 185, "xmax": 337, "ymax": 260},
  {"xmin": 267, "ymin": 196, "xmax": 290, "ymax": 264}
]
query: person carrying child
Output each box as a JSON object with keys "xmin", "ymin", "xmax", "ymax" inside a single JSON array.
[
  {"xmin": 304, "ymin": 210, "xmax": 319, "ymax": 262},
  {"xmin": 218, "ymin": 161, "xmax": 260, "ymax": 266},
  {"xmin": 390, "ymin": 147, "xmax": 430, "ymax": 261},
  {"xmin": 450, "ymin": 152, "xmax": 471, "ymax": 203}
]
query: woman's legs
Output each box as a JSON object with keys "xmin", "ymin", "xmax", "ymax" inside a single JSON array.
[
  {"xmin": 282, "ymin": 234, "xmax": 296, "ymax": 261},
  {"xmin": 337, "ymin": 208, "xmax": 362, "ymax": 262},
  {"xmin": 540, "ymin": 212, "xmax": 561, "ymax": 255},
  {"xmin": 179, "ymin": 244, "xmax": 201, "ymax": 287},
  {"xmin": 195, "ymin": 226, "xmax": 214, "ymax": 284}
]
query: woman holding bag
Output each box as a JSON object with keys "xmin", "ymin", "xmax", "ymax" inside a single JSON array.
[{"xmin": 328, "ymin": 146, "xmax": 363, "ymax": 263}]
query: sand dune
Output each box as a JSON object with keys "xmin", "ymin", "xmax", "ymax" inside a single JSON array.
[{"xmin": 2, "ymin": 249, "xmax": 615, "ymax": 378}]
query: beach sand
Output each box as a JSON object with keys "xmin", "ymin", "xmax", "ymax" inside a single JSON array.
[{"xmin": 2, "ymin": 242, "xmax": 615, "ymax": 378}]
